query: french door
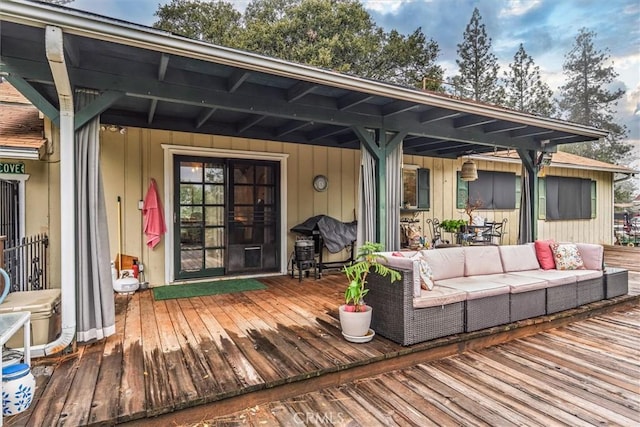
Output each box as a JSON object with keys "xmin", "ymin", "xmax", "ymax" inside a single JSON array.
[{"xmin": 173, "ymin": 156, "xmax": 279, "ymax": 280}]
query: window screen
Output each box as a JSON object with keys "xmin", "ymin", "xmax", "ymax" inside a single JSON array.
[
  {"xmin": 464, "ymin": 171, "xmax": 516, "ymax": 209},
  {"xmin": 545, "ymin": 176, "xmax": 592, "ymax": 220}
]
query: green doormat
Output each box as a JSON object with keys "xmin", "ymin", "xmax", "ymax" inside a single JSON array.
[{"xmin": 153, "ymin": 278, "xmax": 266, "ymax": 300}]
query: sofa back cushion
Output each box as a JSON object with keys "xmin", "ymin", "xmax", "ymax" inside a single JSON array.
[
  {"xmin": 534, "ymin": 239, "xmax": 556, "ymax": 270},
  {"xmin": 575, "ymin": 243, "xmax": 604, "ymax": 270},
  {"xmin": 378, "ymin": 253, "xmax": 421, "ymax": 297},
  {"xmin": 499, "ymin": 245, "xmax": 540, "ymax": 272},
  {"xmin": 463, "ymin": 246, "xmax": 504, "ymax": 276},
  {"xmin": 420, "ymin": 247, "xmax": 465, "ymax": 281}
]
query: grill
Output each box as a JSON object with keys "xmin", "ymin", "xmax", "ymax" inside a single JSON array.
[{"xmin": 291, "ymin": 238, "xmax": 317, "ymax": 281}]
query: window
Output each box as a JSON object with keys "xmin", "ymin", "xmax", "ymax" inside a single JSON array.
[
  {"xmin": 457, "ymin": 171, "xmax": 517, "ymax": 210},
  {"xmin": 539, "ymin": 176, "xmax": 595, "ymax": 220},
  {"xmin": 402, "ymin": 166, "xmax": 430, "ymax": 209}
]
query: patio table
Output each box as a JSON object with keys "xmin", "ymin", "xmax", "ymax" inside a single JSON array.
[{"xmin": 0, "ymin": 311, "xmax": 31, "ymax": 426}]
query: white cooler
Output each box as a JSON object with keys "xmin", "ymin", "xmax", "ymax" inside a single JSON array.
[{"xmin": 0, "ymin": 289, "xmax": 62, "ymax": 349}]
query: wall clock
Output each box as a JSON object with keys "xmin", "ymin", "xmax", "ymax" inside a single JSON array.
[{"xmin": 313, "ymin": 175, "xmax": 328, "ymax": 192}]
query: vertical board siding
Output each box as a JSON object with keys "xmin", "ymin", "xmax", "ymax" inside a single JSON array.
[{"xmin": 33, "ymin": 123, "xmax": 618, "ymax": 286}]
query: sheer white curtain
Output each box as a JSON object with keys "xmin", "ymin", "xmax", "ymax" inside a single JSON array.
[
  {"xmin": 386, "ymin": 140, "xmax": 403, "ymax": 250},
  {"xmin": 357, "ymin": 147, "xmax": 376, "ymax": 248},
  {"xmin": 75, "ymin": 90, "xmax": 115, "ymax": 342}
]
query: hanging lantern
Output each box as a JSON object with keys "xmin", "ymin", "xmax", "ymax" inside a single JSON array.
[{"xmin": 461, "ymin": 158, "xmax": 478, "ymax": 181}]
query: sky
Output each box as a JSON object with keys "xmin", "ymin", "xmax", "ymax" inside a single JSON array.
[{"xmin": 62, "ymin": 0, "xmax": 640, "ymax": 172}]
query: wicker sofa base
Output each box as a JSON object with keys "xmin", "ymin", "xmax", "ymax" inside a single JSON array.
[
  {"xmin": 367, "ymin": 269, "xmax": 465, "ymax": 346},
  {"xmin": 577, "ymin": 277, "xmax": 605, "ymax": 306},
  {"xmin": 604, "ymin": 268, "xmax": 629, "ymax": 298},
  {"xmin": 546, "ymin": 282, "xmax": 578, "ymax": 314},
  {"xmin": 466, "ymin": 294, "xmax": 510, "ymax": 332},
  {"xmin": 510, "ymin": 289, "xmax": 546, "ymax": 322}
]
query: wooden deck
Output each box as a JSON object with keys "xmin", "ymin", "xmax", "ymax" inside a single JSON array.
[{"xmin": 5, "ymin": 247, "xmax": 639, "ymax": 426}]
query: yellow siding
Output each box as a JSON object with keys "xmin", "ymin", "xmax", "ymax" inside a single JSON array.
[{"xmin": 22, "ymin": 124, "xmax": 616, "ymax": 287}]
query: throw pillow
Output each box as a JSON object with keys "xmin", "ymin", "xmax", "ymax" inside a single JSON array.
[
  {"xmin": 534, "ymin": 239, "xmax": 556, "ymax": 270},
  {"xmin": 410, "ymin": 253, "xmax": 434, "ymax": 290},
  {"xmin": 550, "ymin": 243, "xmax": 585, "ymax": 270}
]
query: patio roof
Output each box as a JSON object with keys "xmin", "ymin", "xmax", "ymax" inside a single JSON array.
[{"xmin": 0, "ymin": 0, "xmax": 608, "ymax": 159}]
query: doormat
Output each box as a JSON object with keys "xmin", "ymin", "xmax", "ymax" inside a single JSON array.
[{"xmin": 152, "ymin": 278, "xmax": 266, "ymax": 300}]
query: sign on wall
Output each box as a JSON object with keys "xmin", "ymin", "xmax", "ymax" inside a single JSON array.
[{"xmin": 0, "ymin": 162, "xmax": 26, "ymax": 174}]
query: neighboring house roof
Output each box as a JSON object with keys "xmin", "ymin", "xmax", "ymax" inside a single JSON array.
[
  {"xmin": 476, "ymin": 150, "xmax": 638, "ymax": 175},
  {"xmin": 0, "ymin": 80, "xmax": 46, "ymax": 159}
]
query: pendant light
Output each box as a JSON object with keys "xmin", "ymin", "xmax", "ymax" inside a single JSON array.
[{"xmin": 461, "ymin": 157, "xmax": 478, "ymax": 181}]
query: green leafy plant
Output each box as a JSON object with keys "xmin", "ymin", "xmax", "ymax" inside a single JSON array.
[
  {"xmin": 440, "ymin": 219, "xmax": 467, "ymax": 233},
  {"xmin": 342, "ymin": 241, "xmax": 401, "ymax": 312}
]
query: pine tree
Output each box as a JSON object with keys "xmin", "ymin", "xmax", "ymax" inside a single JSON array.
[
  {"xmin": 504, "ymin": 44, "xmax": 555, "ymax": 116},
  {"xmin": 453, "ymin": 8, "xmax": 504, "ymax": 104},
  {"xmin": 557, "ymin": 28, "xmax": 630, "ymax": 165}
]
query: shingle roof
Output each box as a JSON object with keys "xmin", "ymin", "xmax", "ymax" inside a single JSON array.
[
  {"xmin": 0, "ymin": 80, "xmax": 46, "ymax": 153},
  {"xmin": 477, "ymin": 150, "xmax": 637, "ymax": 174}
]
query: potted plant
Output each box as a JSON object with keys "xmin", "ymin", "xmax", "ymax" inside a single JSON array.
[
  {"xmin": 340, "ymin": 242, "xmax": 401, "ymax": 339},
  {"xmin": 440, "ymin": 219, "xmax": 467, "ymax": 233}
]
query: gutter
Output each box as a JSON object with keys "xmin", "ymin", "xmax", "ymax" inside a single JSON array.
[
  {"xmin": 1, "ymin": 0, "xmax": 608, "ymax": 140},
  {"xmin": 28, "ymin": 25, "xmax": 76, "ymax": 357}
]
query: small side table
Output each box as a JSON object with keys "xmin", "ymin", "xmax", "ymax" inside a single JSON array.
[
  {"xmin": 0, "ymin": 311, "xmax": 31, "ymax": 426},
  {"xmin": 604, "ymin": 267, "xmax": 629, "ymax": 298}
]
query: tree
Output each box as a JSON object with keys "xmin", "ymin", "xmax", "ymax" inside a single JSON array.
[
  {"xmin": 504, "ymin": 44, "xmax": 555, "ymax": 116},
  {"xmin": 153, "ymin": 0, "xmax": 442, "ymax": 90},
  {"xmin": 453, "ymin": 8, "xmax": 504, "ymax": 104},
  {"xmin": 154, "ymin": 0, "xmax": 241, "ymax": 46},
  {"xmin": 557, "ymin": 28, "xmax": 630, "ymax": 165}
]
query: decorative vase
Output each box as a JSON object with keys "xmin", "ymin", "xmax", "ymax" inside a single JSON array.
[
  {"xmin": 339, "ymin": 304, "xmax": 372, "ymax": 337},
  {"xmin": 2, "ymin": 363, "xmax": 35, "ymax": 416}
]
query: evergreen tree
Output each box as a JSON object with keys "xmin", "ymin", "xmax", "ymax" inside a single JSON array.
[
  {"xmin": 557, "ymin": 28, "xmax": 630, "ymax": 165},
  {"xmin": 453, "ymin": 8, "xmax": 504, "ymax": 104},
  {"xmin": 504, "ymin": 44, "xmax": 555, "ymax": 116}
]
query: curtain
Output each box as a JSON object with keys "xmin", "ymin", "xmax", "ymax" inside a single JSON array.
[
  {"xmin": 518, "ymin": 165, "xmax": 532, "ymax": 244},
  {"xmin": 357, "ymin": 146, "xmax": 376, "ymax": 248},
  {"xmin": 386, "ymin": 140, "xmax": 402, "ymax": 251},
  {"xmin": 75, "ymin": 90, "xmax": 116, "ymax": 342}
]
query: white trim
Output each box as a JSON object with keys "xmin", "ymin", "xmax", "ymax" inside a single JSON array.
[
  {"xmin": 0, "ymin": 148, "xmax": 41, "ymax": 160},
  {"xmin": 161, "ymin": 144, "xmax": 289, "ymax": 283},
  {"xmin": 2, "ymin": 0, "xmax": 607, "ymax": 140},
  {"xmin": 0, "ymin": 173, "xmax": 29, "ymax": 240}
]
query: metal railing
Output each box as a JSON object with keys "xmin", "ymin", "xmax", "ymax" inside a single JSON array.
[{"xmin": 0, "ymin": 233, "xmax": 49, "ymax": 292}]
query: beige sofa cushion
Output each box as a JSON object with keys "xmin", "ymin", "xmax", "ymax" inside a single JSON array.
[
  {"xmin": 499, "ymin": 245, "xmax": 540, "ymax": 272},
  {"xmin": 476, "ymin": 273, "xmax": 548, "ymax": 293},
  {"xmin": 510, "ymin": 269, "xmax": 577, "ymax": 287},
  {"xmin": 420, "ymin": 247, "xmax": 465, "ymax": 281},
  {"xmin": 575, "ymin": 243, "xmax": 604, "ymax": 271},
  {"xmin": 437, "ymin": 277, "xmax": 510, "ymax": 300},
  {"xmin": 463, "ymin": 246, "xmax": 504, "ymax": 276},
  {"xmin": 413, "ymin": 285, "xmax": 467, "ymax": 308}
]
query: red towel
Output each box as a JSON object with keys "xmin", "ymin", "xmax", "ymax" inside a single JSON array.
[{"xmin": 143, "ymin": 178, "xmax": 167, "ymax": 249}]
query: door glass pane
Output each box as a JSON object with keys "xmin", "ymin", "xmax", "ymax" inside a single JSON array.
[
  {"xmin": 181, "ymin": 184, "xmax": 202, "ymax": 205},
  {"xmin": 181, "ymin": 249, "xmax": 202, "ymax": 272},
  {"xmin": 255, "ymin": 165, "xmax": 274, "ymax": 184},
  {"xmin": 205, "ymin": 206, "xmax": 224, "ymax": 226},
  {"xmin": 205, "ymin": 249, "xmax": 224, "ymax": 269},
  {"xmin": 181, "ymin": 162, "xmax": 203, "ymax": 183},
  {"xmin": 204, "ymin": 163, "xmax": 224, "ymax": 183},
  {"xmin": 234, "ymin": 165, "xmax": 254, "ymax": 183},
  {"xmin": 205, "ymin": 228, "xmax": 224, "ymax": 247},
  {"xmin": 204, "ymin": 184, "xmax": 224, "ymax": 204}
]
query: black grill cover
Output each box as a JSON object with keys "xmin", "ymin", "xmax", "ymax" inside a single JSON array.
[{"xmin": 291, "ymin": 215, "xmax": 357, "ymax": 253}]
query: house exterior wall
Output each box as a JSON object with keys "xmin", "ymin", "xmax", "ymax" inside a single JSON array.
[{"xmin": 19, "ymin": 123, "xmax": 615, "ymax": 288}]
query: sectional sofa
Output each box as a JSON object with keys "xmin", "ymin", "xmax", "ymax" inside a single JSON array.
[{"xmin": 367, "ymin": 243, "xmax": 628, "ymax": 346}]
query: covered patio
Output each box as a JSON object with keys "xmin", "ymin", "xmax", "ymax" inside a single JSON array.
[{"xmin": 4, "ymin": 247, "xmax": 638, "ymax": 426}]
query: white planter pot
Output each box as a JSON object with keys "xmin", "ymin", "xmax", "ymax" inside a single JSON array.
[{"xmin": 339, "ymin": 304, "xmax": 372, "ymax": 337}]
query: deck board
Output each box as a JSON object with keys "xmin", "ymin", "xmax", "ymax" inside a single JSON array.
[{"xmin": 6, "ymin": 251, "xmax": 639, "ymax": 426}]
